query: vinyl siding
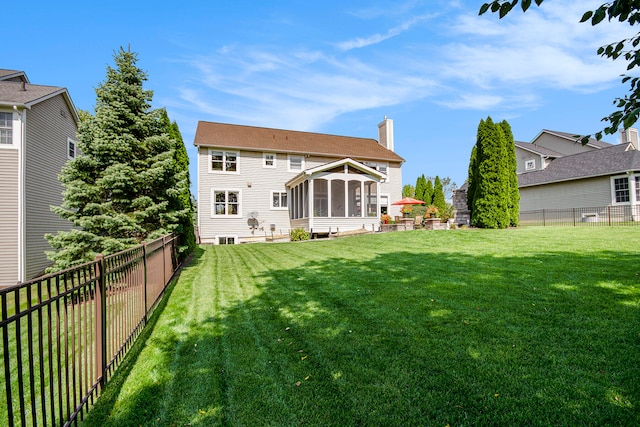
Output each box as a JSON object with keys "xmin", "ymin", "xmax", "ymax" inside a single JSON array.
[
  {"xmin": 519, "ymin": 176, "xmax": 612, "ymax": 211},
  {"xmin": 515, "ymin": 147, "xmax": 541, "ymax": 174},
  {"xmin": 534, "ymin": 133, "xmax": 595, "ymax": 156},
  {"xmin": 23, "ymin": 95, "xmax": 77, "ymax": 279},
  {"xmin": 198, "ymin": 148, "xmax": 403, "ymax": 242},
  {"xmin": 0, "ymin": 150, "xmax": 19, "ymax": 285}
]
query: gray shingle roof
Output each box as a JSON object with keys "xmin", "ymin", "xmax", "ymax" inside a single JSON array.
[
  {"xmin": 518, "ymin": 143, "xmax": 640, "ymax": 187},
  {"xmin": 514, "ymin": 140, "xmax": 564, "ymax": 157},
  {"xmin": 0, "ymin": 80, "xmax": 65, "ymax": 106},
  {"xmin": 0, "ymin": 69, "xmax": 28, "ymax": 82}
]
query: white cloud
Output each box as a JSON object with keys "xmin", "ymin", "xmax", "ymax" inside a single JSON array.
[{"xmin": 336, "ymin": 14, "xmax": 435, "ymax": 51}]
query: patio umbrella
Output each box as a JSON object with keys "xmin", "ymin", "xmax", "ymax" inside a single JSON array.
[{"xmin": 391, "ymin": 197, "xmax": 425, "ymax": 206}]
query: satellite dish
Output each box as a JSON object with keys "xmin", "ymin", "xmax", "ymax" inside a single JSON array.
[
  {"xmin": 248, "ymin": 218, "xmax": 259, "ymax": 229},
  {"xmin": 248, "ymin": 211, "xmax": 259, "ymax": 219}
]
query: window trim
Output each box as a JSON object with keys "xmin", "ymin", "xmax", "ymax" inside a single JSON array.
[
  {"xmin": 67, "ymin": 137, "xmax": 77, "ymax": 159},
  {"xmin": 209, "ymin": 149, "xmax": 239, "ymax": 174},
  {"xmin": 525, "ymin": 159, "xmax": 535, "ymax": 171},
  {"xmin": 215, "ymin": 235, "xmax": 238, "ymax": 245},
  {"xmin": 211, "ymin": 188, "xmax": 242, "ymax": 217},
  {"xmin": 288, "ymin": 154, "xmax": 305, "ymax": 172},
  {"xmin": 270, "ymin": 190, "xmax": 288, "ymax": 210},
  {"xmin": 263, "ymin": 152, "xmax": 277, "ymax": 168},
  {"xmin": 611, "ymin": 175, "xmax": 632, "ymax": 205},
  {"xmin": 0, "ymin": 111, "xmax": 16, "ymax": 148}
]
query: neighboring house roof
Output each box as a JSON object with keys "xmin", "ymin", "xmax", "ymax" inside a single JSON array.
[
  {"xmin": 194, "ymin": 121, "xmax": 405, "ymax": 163},
  {"xmin": 0, "ymin": 69, "xmax": 29, "ymax": 82},
  {"xmin": 534, "ymin": 129, "xmax": 612, "ymax": 149},
  {"xmin": 0, "ymin": 70, "xmax": 79, "ymax": 123},
  {"xmin": 514, "ymin": 140, "xmax": 564, "ymax": 158},
  {"xmin": 518, "ymin": 143, "xmax": 640, "ymax": 187}
]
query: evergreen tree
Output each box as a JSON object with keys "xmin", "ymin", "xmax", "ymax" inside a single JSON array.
[
  {"xmin": 415, "ymin": 174, "xmax": 427, "ymax": 202},
  {"xmin": 424, "ymin": 179, "xmax": 434, "ymax": 205},
  {"xmin": 499, "ymin": 120, "xmax": 520, "ymax": 226},
  {"xmin": 46, "ymin": 47, "xmax": 190, "ymax": 271},
  {"xmin": 467, "ymin": 145, "xmax": 478, "ymax": 220},
  {"xmin": 159, "ymin": 109, "xmax": 196, "ymax": 258},
  {"xmin": 402, "ymin": 184, "xmax": 415, "ymax": 198},
  {"xmin": 470, "ymin": 117, "xmax": 510, "ymax": 229},
  {"xmin": 432, "ymin": 175, "xmax": 446, "ymax": 214}
]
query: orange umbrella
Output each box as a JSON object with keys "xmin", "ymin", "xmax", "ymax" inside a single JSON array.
[{"xmin": 391, "ymin": 197, "xmax": 425, "ymax": 205}]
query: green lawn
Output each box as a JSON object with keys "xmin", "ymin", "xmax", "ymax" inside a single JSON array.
[{"xmin": 82, "ymin": 227, "xmax": 640, "ymax": 426}]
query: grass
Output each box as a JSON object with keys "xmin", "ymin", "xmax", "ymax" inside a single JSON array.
[{"xmin": 82, "ymin": 227, "xmax": 640, "ymax": 426}]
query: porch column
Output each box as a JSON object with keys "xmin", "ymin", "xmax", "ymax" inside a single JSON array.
[{"xmin": 630, "ymin": 174, "xmax": 638, "ymax": 221}]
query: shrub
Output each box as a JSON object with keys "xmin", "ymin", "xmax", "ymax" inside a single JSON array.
[{"xmin": 290, "ymin": 228, "xmax": 310, "ymax": 241}]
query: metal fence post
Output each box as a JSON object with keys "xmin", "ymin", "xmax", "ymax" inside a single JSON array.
[
  {"xmin": 142, "ymin": 242, "xmax": 148, "ymax": 323},
  {"xmin": 94, "ymin": 254, "xmax": 107, "ymax": 388}
]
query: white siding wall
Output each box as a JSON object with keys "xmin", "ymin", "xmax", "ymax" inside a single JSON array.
[
  {"xmin": 519, "ymin": 176, "xmax": 612, "ymax": 211},
  {"xmin": 24, "ymin": 96, "xmax": 78, "ymax": 279},
  {"xmin": 515, "ymin": 147, "xmax": 542, "ymax": 174},
  {"xmin": 198, "ymin": 148, "xmax": 404, "ymax": 243},
  {"xmin": 0, "ymin": 150, "xmax": 19, "ymax": 285}
]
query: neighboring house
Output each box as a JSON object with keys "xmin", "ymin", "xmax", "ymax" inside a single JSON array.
[
  {"xmin": 0, "ymin": 69, "xmax": 79, "ymax": 285},
  {"xmin": 195, "ymin": 118, "xmax": 405, "ymax": 244},
  {"xmin": 452, "ymin": 128, "xmax": 640, "ymax": 225}
]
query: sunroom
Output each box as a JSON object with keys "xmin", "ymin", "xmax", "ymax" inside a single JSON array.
[{"xmin": 285, "ymin": 158, "xmax": 387, "ymax": 236}]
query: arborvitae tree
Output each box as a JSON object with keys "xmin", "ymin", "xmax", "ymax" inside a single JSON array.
[
  {"xmin": 467, "ymin": 145, "xmax": 478, "ymax": 219},
  {"xmin": 499, "ymin": 120, "xmax": 520, "ymax": 226},
  {"xmin": 159, "ymin": 109, "xmax": 196, "ymax": 258},
  {"xmin": 432, "ymin": 175, "xmax": 447, "ymax": 214},
  {"xmin": 415, "ymin": 174, "xmax": 427, "ymax": 202},
  {"xmin": 46, "ymin": 47, "xmax": 190, "ymax": 271},
  {"xmin": 424, "ymin": 179, "xmax": 434, "ymax": 205},
  {"xmin": 470, "ymin": 117, "xmax": 510, "ymax": 229},
  {"xmin": 402, "ymin": 184, "xmax": 415, "ymax": 198}
]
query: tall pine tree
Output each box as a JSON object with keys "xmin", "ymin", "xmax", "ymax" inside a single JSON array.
[
  {"xmin": 415, "ymin": 174, "xmax": 427, "ymax": 202},
  {"xmin": 47, "ymin": 47, "xmax": 191, "ymax": 270},
  {"xmin": 424, "ymin": 179, "xmax": 434, "ymax": 205}
]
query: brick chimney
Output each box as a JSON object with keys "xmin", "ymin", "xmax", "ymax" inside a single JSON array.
[
  {"xmin": 620, "ymin": 127, "xmax": 639, "ymax": 150},
  {"xmin": 377, "ymin": 116, "xmax": 394, "ymax": 151}
]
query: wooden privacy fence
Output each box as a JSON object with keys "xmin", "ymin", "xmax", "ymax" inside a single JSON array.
[
  {"xmin": 520, "ymin": 205, "xmax": 640, "ymax": 227},
  {"xmin": 0, "ymin": 234, "xmax": 180, "ymax": 427}
]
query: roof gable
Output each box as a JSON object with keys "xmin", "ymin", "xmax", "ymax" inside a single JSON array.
[
  {"xmin": 533, "ymin": 129, "xmax": 612, "ymax": 150},
  {"xmin": 518, "ymin": 143, "xmax": 640, "ymax": 187},
  {"xmin": 0, "ymin": 69, "xmax": 29, "ymax": 83},
  {"xmin": 514, "ymin": 140, "xmax": 563, "ymax": 158},
  {"xmin": 194, "ymin": 121, "xmax": 404, "ymax": 163},
  {"xmin": 0, "ymin": 79, "xmax": 79, "ymax": 124}
]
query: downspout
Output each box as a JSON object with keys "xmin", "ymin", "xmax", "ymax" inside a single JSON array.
[{"xmin": 16, "ymin": 107, "xmax": 26, "ymax": 283}]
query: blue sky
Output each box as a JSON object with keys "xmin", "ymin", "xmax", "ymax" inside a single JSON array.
[{"xmin": 6, "ymin": 0, "xmax": 637, "ymax": 195}]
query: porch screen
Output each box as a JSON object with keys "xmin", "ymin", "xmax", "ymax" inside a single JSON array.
[
  {"xmin": 331, "ymin": 180, "xmax": 345, "ymax": 217},
  {"xmin": 365, "ymin": 181, "xmax": 377, "ymax": 216},
  {"xmin": 314, "ymin": 179, "xmax": 328, "ymax": 217},
  {"xmin": 348, "ymin": 180, "xmax": 361, "ymax": 217}
]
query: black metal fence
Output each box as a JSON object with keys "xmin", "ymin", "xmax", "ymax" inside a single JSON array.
[
  {"xmin": 520, "ymin": 205, "xmax": 640, "ymax": 227},
  {"xmin": 0, "ymin": 234, "xmax": 180, "ymax": 427}
]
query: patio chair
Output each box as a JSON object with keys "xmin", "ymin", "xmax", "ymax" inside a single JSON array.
[{"xmin": 414, "ymin": 215, "xmax": 423, "ymax": 229}]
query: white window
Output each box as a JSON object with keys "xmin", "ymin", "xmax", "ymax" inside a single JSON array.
[
  {"xmin": 263, "ymin": 153, "xmax": 276, "ymax": 168},
  {"xmin": 209, "ymin": 150, "xmax": 238, "ymax": 173},
  {"xmin": 0, "ymin": 112, "xmax": 13, "ymax": 145},
  {"xmin": 288, "ymin": 155, "xmax": 304, "ymax": 172},
  {"xmin": 271, "ymin": 191, "xmax": 288, "ymax": 210},
  {"xmin": 525, "ymin": 159, "xmax": 535, "ymax": 171},
  {"xmin": 212, "ymin": 189, "xmax": 241, "ymax": 217},
  {"xmin": 67, "ymin": 138, "xmax": 77, "ymax": 159},
  {"xmin": 613, "ymin": 177, "xmax": 630, "ymax": 204},
  {"xmin": 217, "ymin": 236, "xmax": 237, "ymax": 245}
]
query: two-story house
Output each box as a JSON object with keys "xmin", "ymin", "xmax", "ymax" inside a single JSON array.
[
  {"xmin": 195, "ymin": 118, "xmax": 405, "ymax": 244},
  {"xmin": 0, "ymin": 69, "xmax": 79, "ymax": 285},
  {"xmin": 515, "ymin": 129, "xmax": 640, "ymax": 215}
]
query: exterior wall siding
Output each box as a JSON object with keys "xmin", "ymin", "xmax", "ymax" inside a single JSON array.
[
  {"xmin": 23, "ymin": 95, "xmax": 77, "ymax": 279},
  {"xmin": 534, "ymin": 133, "xmax": 595, "ymax": 156},
  {"xmin": 198, "ymin": 147, "xmax": 404, "ymax": 243},
  {"xmin": 515, "ymin": 147, "xmax": 542, "ymax": 174},
  {"xmin": 519, "ymin": 176, "xmax": 612, "ymax": 211},
  {"xmin": 0, "ymin": 150, "xmax": 19, "ymax": 285}
]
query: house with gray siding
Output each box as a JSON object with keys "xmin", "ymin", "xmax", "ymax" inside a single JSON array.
[
  {"xmin": 515, "ymin": 128, "xmax": 640, "ymax": 218},
  {"xmin": 195, "ymin": 118, "xmax": 404, "ymax": 244},
  {"xmin": 0, "ymin": 69, "xmax": 79, "ymax": 285}
]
